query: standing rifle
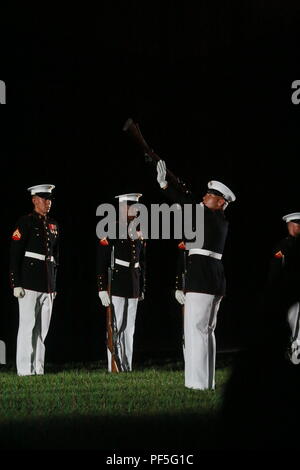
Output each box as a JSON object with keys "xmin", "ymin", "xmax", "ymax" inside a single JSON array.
[
  {"xmin": 123, "ymin": 118, "xmax": 191, "ymax": 196},
  {"xmin": 106, "ymin": 247, "xmax": 122, "ymax": 373},
  {"xmin": 181, "ymin": 249, "xmax": 187, "ymax": 351}
]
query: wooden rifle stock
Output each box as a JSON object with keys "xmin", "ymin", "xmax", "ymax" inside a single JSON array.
[
  {"xmin": 123, "ymin": 118, "xmax": 191, "ymax": 195},
  {"xmin": 106, "ymin": 268, "xmax": 120, "ymax": 373}
]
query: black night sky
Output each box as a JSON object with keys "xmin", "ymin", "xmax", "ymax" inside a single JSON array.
[{"xmin": 1, "ymin": 2, "xmax": 300, "ymax": 366}]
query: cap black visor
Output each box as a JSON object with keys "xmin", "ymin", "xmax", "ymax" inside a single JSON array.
[
  {"xmin": 33, "ymin": 192, "xmax": 54, "ymax": 200},
  {"xmin": 207, "ymin": 189, "xmax": 226, "ymax": 199}
]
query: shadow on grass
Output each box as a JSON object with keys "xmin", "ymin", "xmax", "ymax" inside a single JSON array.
[
  {"xmin": 0, "ymin": 411, "xmax": 220, "ymax": 451},
  {"xmin": 0, "ymin": 352, "xmax": 238, "ymax": 452}
]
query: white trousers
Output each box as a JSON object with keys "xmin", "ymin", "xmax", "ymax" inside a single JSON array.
[
  {"xmin": 287, "ymin": 302, "xmax": 300, "ymax": 344},
  {"xmin": 0, "ymin": 340, "xmax": 5, "ymax": 364},
  {"xmin": 17, "ymin": 289, "xmax": 54, "ymax": 376},
  {"xmin": 107, "ymin": 296, "xmax": 138, "ymax": 372},
  {"xmin": 184, "ymin": 292, "xmax": 222, "ymax": 390}
]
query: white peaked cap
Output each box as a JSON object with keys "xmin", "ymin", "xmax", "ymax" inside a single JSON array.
[
  {"xmin": 27, "ymin": 184, "xmax": 55, "ymax": 195},
  {"xmin": 207, "ymin": 180, "xmax": 236, "ymax": 203},
  {"xmin": 282, "ymin": 212, "xmax": 300, "ymax": 224},
  {"xmin": 115, "ymin": 193, "xmax": 143, "ymax": 202}
]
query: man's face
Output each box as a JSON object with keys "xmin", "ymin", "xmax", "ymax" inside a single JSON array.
[
  {"xmin": 287, "ymin": 221, "xmax": 300, "ymax": 237},
  {"xmin": 32, "ymin": 196, "xmax": 52, "ymax": 216},
  {"xmin": 119, "ymin": 202, "xmax": 138, "ymax": 222},
  {"xmin": 202, "ymin": 192, "xmax": 225, "ymax": 210}
]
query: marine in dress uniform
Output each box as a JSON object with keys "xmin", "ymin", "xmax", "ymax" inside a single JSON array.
[
  {"xmin": 10, "ymin": 184, "xmax": 59, "ymax": 376},
  {"xmin": 157, "ymin": 160, "xmax": 236, "ymax": 390},
  {"xmin": 97, "ymin": 193, "xmax": 146, "ymax": 372},
  {"xmin": 267, "ymin": 212, "xmax": 300, "ymax": 364}
]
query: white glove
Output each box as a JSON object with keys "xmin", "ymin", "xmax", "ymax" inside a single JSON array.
[
  {"xmin": 157, "ymin": 160, "xmax": 167, "ymax": 188},
  {"xmin": 175, "ymin": 290, "xmax": 185, "ymax": 305},
  {"xmin": 98, "ymin": 291, "xmax": 110, "ymax": 307},
  {"xmin": 13, "ymin": 287, "xmax": 25, "ymax": 298},
  {"xmin": 289, "ymin": 340, "xmax": 300, "ymax": 365}
]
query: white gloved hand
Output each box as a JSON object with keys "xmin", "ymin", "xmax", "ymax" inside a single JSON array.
[
  {"xmin": 289, "ymin": 340, "xmax": 300, "ymax": 365},
  {"xmin": 157, "ymin": 160, "xmax": 167, "ymax": 188},
  {"xmin": 98, "ymin": 291, "xmax": 110, "ymax": 307},
  {"xmin": 175, "ymin": 290, "xmax": 185, "ymax": 305},
  {"xmin": 13, "ymin": 287, "xmax": 25, "ymax": 298}
]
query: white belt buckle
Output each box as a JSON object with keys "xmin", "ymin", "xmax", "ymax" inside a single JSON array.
[
  {"xmin": 25, "ymin": 251, "xmax": 54, "ymax": 262},
  {"xmin": 188, "ymin": 248, "xmax": 222, "ymax": 260},
  {"xmin": 115, "ymin": 258, "xmax": 139, "ymax": 268}
]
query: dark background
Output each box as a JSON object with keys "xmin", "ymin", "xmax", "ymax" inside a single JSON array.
[{"xmin": 1, "ymin": 2, "xmax": 300, "ymax": 366}]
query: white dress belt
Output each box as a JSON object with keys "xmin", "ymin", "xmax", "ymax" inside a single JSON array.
[
  {"xmin": 115, "ymin": 258, "xmax": 140, "ymax": 268},
  {"xmin": 188, "ymin": 248, "xmax": 222, "ymax": 260},
  {"xmin": 25, "ymin": 251, "xmax": 55, "ymax": 262}
]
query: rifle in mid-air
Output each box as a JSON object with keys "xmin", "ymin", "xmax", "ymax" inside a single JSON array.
[{"xmin": 123, "ymin": 118, "xmax": 191, "ymax": 196}]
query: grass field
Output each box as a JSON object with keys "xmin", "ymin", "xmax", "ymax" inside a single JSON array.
[{"xmin": 0, "ymin": 356, "xmax": 233, "ymax": 452}]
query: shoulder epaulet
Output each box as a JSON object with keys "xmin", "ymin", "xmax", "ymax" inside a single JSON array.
[
  {"xmin": 99, "ymin": 237, "xmax": 109, "ymax": 246},
  {"xmin": 12, "ymin": 228, "xmax": 22, "ymax": 240}
]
